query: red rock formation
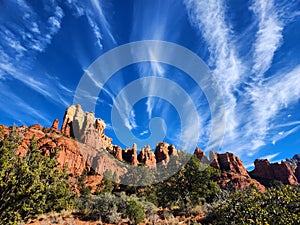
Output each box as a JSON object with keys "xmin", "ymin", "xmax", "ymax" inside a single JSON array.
[
  {"xmin": 122, "ymin": 144, "xmax": 138, "ymax": 166},
  {"xmin": 168, "ymin": 144, "xmax": 178, "ymax": 157},
  {"xmin": 194, "ymin": 148, "xmax": 210, "ymax": 164},
  {"xmin": 250, "ymin": 159, "xmax": 299, "ymax": 185},
  {"xmin": 217, "ymin": 171, "xmax": 265, "ymax": 191},
  {"xmin": 60, "ymin": 105, "xmax": 112, "ymax": 150},
  {"xmin": 155, "ymin": 142, "xmax": 170, "ymax": 165},
  {"xmin": 51, "ymin": 118, "xmax": 59, "ymax": 130},
  {"xmin": 194, "ymin": 148, "xmax": 205, "ymax": 161},
  {"xmin": 61, "ymin": 105, "xmax": 76, "ymax": 136},
  {"xmin": 113, "ymin": 145, "xmax": 123, "ymax": 161},
  {"xmin": 295, "ymin": 163, "xmax": 300, "ymax": 181},
  {"xmin": 30, "ymin": 124, "xmax": 43, "ymax": 130},
  {"xmin": 215, "ymin": 153, "xmax": 249, "ymax": 177},
  {"xmin": 209, "ymin": 151, "xmax": 221, "ymax": 170},
  {"xmin": 1, "ymin": 124, "xmax": 124, "ymax": 189},
  {"xmin": 131, "ymin": 143, "xmax": 138, "ymax": 166},
  {"xmin": 138, "ymin": 145, "xmax": 156, "ymax": 167},
  {"xmin": 210, "ymin": 152, "xmax": 265, "ymax": 191}
]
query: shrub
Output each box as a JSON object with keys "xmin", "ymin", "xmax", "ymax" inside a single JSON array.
[
  {"xmin": 127, "ymin": 200, "xmax": 144, "ymax": 225},
  {"xmin": 76, "ymin": 192, "xmax": 156, "ymax": 224},
  {"xmin": 206, "ymin": 185, "xmax": 300, "ymax": 225}
]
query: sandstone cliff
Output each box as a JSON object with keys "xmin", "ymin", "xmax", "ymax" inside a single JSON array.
[
  {"xmin": 250, "ymin": 159, "xmax": 299, "ymax": 186},
  {"xmin": 61, "ymin": 104, "xmax": 113, "ymax": 151},
  {"xmin": 194, "ymin": 149, "xmax": 265, "ymax": 191}
]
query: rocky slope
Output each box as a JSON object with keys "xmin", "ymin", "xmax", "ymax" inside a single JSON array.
[{"xmin": 1, "ymin": 104, "xmax": 300, "ymax": 192}]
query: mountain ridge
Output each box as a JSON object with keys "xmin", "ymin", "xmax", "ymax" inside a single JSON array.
[{"xmin": 1, "ymin": 104, "xmax": 300, "ymax": 192}]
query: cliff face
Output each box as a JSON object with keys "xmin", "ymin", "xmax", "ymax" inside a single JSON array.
[
  {"xmin": 250, "ymin": 159, "xmax": 299, "ymax": 186},
  {"xmin": 1, "ymin": 123, "xmax": 124, "ymax": 178},
  {"xmin": 0, "ymin": 117, "xmax": 124, "ymax": 193},
  {"xmin": 194, "ymin": 149, "xmax": 265, "ymax": 191},
  {"xmin": 61, "ymin": 105, "xmax": 112, "ymax": 151}
]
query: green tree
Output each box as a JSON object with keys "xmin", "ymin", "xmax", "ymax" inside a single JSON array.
[
  {"xmin": 155, "ymin": 156, "xmax": 220, "ymax": 211},
  {"xmin": 0, "ymin": 130, "xmax": 73, "ymax": 224}
]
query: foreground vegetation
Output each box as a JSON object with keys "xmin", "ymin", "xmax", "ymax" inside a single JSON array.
[
  {"xmin": 0, "ymin": 129, "xmax": 73, "ymax": 225},
  {"xmin": 1, "ymin": 129, "xmax": 300, "ymax": 224}
]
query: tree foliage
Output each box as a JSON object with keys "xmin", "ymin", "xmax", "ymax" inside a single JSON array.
[
  {"xmin": 155, "ymin": 156, "xmax": 220, "ymax": 210},
  {"xmin": 207, "ymin": 185, "xmax": 300, "ymax": 225},
  {"xmin": 0, "ymin": 130, "xmax": 73, "ymax": 224}
]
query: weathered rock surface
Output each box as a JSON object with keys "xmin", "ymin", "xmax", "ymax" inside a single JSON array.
[
  {"xmin": 2, "ymin": 104, "xmax": 300, "ymax": 193},
  {"xmin": 155, "ymin": 142, "xmax": 171, "ymax": 165},
  {"xmin": 250, "ymin": 159, "xmax": 299, "ymax": 186},
  {"xmin": 194, "ymin": 148, "xmax": 209, "ymax": 164},
  {"xmin": 0, "ymin": 123, "xmax": 124, "ymax": 192},
  {"xmin": 168, "ymin": 144, "xmax": 178, "ymax": 157},
  {"xmin": 208, "ymin": 152, "xmax": 265, "ymax": 191},
  {"xmin": 295, "ymin": 163, "xmax": 300, "ymax": 181},
  {"xmin": 211, "ymin": 152, "xmax": 249, "ymax": 177},
  {"xmin": 138, "ymin": 145, "xmax": 156, "ymax": 167},
  {"xmin": 122, "ymin": 144, "xmax": 138, "ymax": 166},
  {"xmin": 286, "ymin": 154, "xmax": 300, "ymax": 170},
  {"xmin": 113, "ymin": 145, "xmax": 123, "ymax": 161},
  {"xmin": 61, "ymin": 105, "xmax": 112, "ymax": 150},
  {"xmin": 51, "ymin": 118, "xmax": 59, "ymax": 130}
]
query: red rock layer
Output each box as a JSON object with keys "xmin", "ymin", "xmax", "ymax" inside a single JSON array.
[{"xmin": 250, "ymin": 159, "xmax": 299, "ymax": 185}]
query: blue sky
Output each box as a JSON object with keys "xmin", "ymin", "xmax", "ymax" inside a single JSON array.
[{"xmin": 1, "ymin": 0, "xmax": 300, "ymax": 168}]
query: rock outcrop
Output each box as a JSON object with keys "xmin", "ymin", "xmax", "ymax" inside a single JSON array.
[
  {"xmin": 60, "ymin": 105, "xmax": 112, "ymax": 150},
  {"xmin": 155, "ymin": 142, "xmax": 171, "ymax": 165},
  {"xmin": 250, "ymin": 159, "xmax": 299, "ymax": 186},
  {"xmin": 194, "ymin": 148, "xmax": 209, "ymax": 164},
  {"xmin": 295, "ymin": 163, "xmax": 300, "ymax": 181},
  {"xmin": 2, "ymin": 104, "xmax": 300, "ymax": 193},
  {"xmin": 168, "ymin": 144, "xmax": 178, "ymax": 157},
  {"xmin": 113, "ymin": 145, "xmax": 123, "ymax": 162},
  {"xmin": 286, "ymin": 154, "xmax": 300, "ymax": 170},
  {"xmin": 138, "ymin": 145, "xmax": 156, "ymax": 167},
  {"xmin": 208, "ymin": 152, "xmax": 265, "ymax": 191},
  {"xmin": 210, "ymin": 152, "xmax": 249, "ymax": 177},
  {"xmin": 122, "ymin": 144, "xmax": 138, "ymax": 166},
  {"xmin": 51, "ymin": 118, "xmax": 59, "ymax": 130},
  {"xmin": 0, "ymin": 122, "xmax": 124, "ymax": 192}
]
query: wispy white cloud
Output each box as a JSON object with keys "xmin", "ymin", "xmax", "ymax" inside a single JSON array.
[
  {"xmin": 0, "ymin": 0, "xmax": 65, "ymax": 86},
  {"xmin": 248, "ymin": 65, "xmax": 300, "ymax": 144},
  {"xmin": 66, "ymin": 0, "xmax": 116, "ymax": 50},
  {"xmin": 273, "ymin": 120, "xmax": 300, "ymax": 129},
  {"xmin": 124, "ymin": 109, "xmax": 138, "ymax": 131},
  {"xmin": 185, "ymin": 0, "xmax": 300, "ymax": 158},
  {"xmin": 0, "ymin": 84, "xmax": 51, "ymax": 124},
  {"xmin": 272, "ymin": 125, "xmax": 300, "ymax": 145},
  {"xmin": 250, "ymin": 0, "xmax": 283, "ymax": 78},
  {"xmin": 260, "ymin": 152, "xmax": 280, "ymax": 161},
  {"xmin": 184, "ymin": 0, "xmax": 244, "ymax": 150},
  {"xmin": 140, "ymin": 130, "xmax": 149, "ymax": 136}
]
